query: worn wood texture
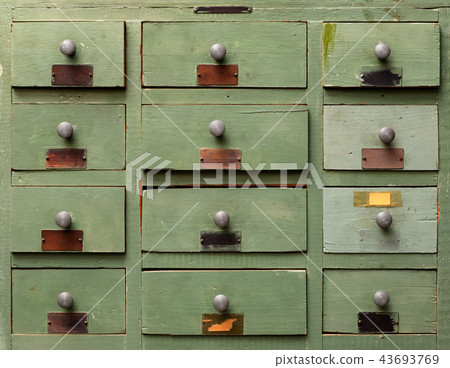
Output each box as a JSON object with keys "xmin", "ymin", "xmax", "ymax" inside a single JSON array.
[
  {"xmin": 12, "ymin": 269, "xmax": 126, "ymax": 334},
  {"xmin": 323, "ymin": 23, "xmax": 440, "ymax": 87},
  {"xmin": 143, "ymin": 22, "xmax": 306, "ymax": 88},
  {"xmin": 143, "ymin": 188, "xmax": 306, "ymax": 252},
  {"xmin": 323, "ymin": 335, "xmax": 436, "ymax": 350},
  {"xmin": 142, "ymin": 270, "xmax": 306, "ymax": 335},
  {"xmin": 12, "ymin": 104, "xmax": 125, "ymax": 170},
  {"xmin": 324, "ymin": 105, "xmax": 438, "ymax": 170},
  {"xmin": 11, "ymin": 187, "xmax": 125, "ymax": 253},
  {"xmin": 11, "ymin": 22, "xmax": 125, "ymax": 87},
  {"xmin": 143, "ymin": 104, "xmax": 308, "ymax": 170},
  {"xmin": 12, "ymin": 335, "xmax": 126, "ymax": 350},
  {"xmin": 323, "ymin": 188, "xmax": 437, "ymax": 253},
  {"xmin": 323, "ymin": 270, "xmax": 437, "ymax": 334}
]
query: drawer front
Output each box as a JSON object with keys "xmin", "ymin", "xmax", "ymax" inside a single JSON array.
[
  {"xmin": 323, "ymin": 23, "xmax": 440, "ymax": 87},
  {"xmin": 142, "ymin": 270, "xmax": 306, "ymax": 335},
  {"xmin": 142, "ymin": 22, "xmax": 306, "ymax": 88},
  {"xmin": 143, "ymin": 188, "xmax": 306, "ymax": 252},
  {"xmin": 323, "ymin": 188, "xmax": 437, "ymax": 253},
  {"xmin": 142, "ymin": 105, "xmax": 308, "ymax": 170},
  {"xmin": 324, "ymin": 105, "xmax": 438, "ymax": 170},
  {"xmin": 12, "ymin": 269, "xmax": 125, "ymax": 334},
  {"xmin": 11, "ymin": 187, "xmax": 125, "ymax": 253},
  {"xmin": 323, "ymin": 270, "xmax": 436, "ymax": 333},
  {"xmin": 12, "ymin": 104, "xmax": 125, "ymax": 170},
  {"xmin": 12, "ymin": 22, "xmax": 125, "ymax": 87}
]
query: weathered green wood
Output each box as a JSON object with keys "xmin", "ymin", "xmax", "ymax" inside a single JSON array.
[
  {"xmin": 324, "ymin": 105, "xmax": 438, "ymax": 170},
  {"xmin": 12, "ymin": 253, "xmax": 128, "ymax": 269},
  {"xmin": 323, "ymin": 188, "xmax": 437, "ymax": 253},
  {"xmin": 11, "ymin": 187, "xmax": 125, "ymax": 253},
  {"xmin": 12, "ymin": 335, "xmax": 126, "ymax": 350},
  {"xmin": 12, "ymin": 170, "xmax": 126, "ymax": 186},
  {"xmin": 142, "ymin": 270, "xmax": 306, "ymax": 335},
  {"xmin": 323, "ymin": 23, "xmax": 440, "ymax": 87},
  {"xmin": 12, "ymin": 104, "xmax": 125, "ymax": 170},
  {"xmin": 323, "ymin": 335, "xmax": 436, "ymax": 350},
  {"xmin": 143, "ymin": 335, "xmax": 307, "ymax": 350},
  {"xmin": 12, "ymin": 88, "xmax": 126, "ymax": 104},
  {"xmin": 12, "ymin": 269, "xmax": 126, "ymax": 334},
  {"xmin": 323, "ymin": 270, "xmax": 437, "ymax": 333},
  {"xmin": 323, "ymin": 253, "xmax": 437, "ymax": 269},
  {"xmin": 143, "ymin": 188, "xmax": 306, "ymax": 252},
  {"xmin": 142, "ymin": 252, "xmax": 307, "ymax": 269},
  {"xmin": 11, "ymin": 22, "xmax": 125, "ymax": 87},
  {"xmin": 143, "ymin": 105, "xmax": 308, "ymax": 170},
  {"xmin": 143, "ymin": 22, "xmax": 306, "ymax": 88}
]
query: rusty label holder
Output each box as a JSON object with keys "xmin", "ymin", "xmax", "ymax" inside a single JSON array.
[
  {"xmin": 201, "ymin": 231, "xmax": 242, "ymax": 252},
  {"xmin": 200, "ymin": 148, "xmax": 241, "ymax": 169},
  {"xmin": 202, "ymin": 313, "xmax": 244, "ymax": 335},
  {"xmin": 358, "ymin": 312, "xmax": 399, "ymax": 333},
  {"xmin": 193, "ymin": 6, "xmax": 252, "ymax": 13},
  {"xmin": 47, "ymin": 312, "xmax": 88, "ymax": 334},
  {"xmin": 197, "ymin": 65, "xmax": 238, "ymax": 86},
  {"xmin": 362, "ymin": 148, "xmax": 404, "ymax": 169},
  {"xmin": 360, "ymin": 66, "xmax": 402, "ymax": 87},
  {"xmin": 52, "ymin": 65, "xmax": 93, "ymax": 86},
  {"xmin": 41, "ymin": 230, "xmax": 83, "ymax": 251},
  {"xmin": 46, "ymin": 148, "xmax": 87, "ymax": 169}
]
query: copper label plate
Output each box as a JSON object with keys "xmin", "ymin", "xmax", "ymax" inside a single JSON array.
[
  {"xmin": 197, "ymin": 65, "xmax": 238, "ymax": 85},
  {"xmin": 51, "ymin": 65, "xmax": 93, "ymax": 86},
  {"xmin": 358, "ymin": 312, "xmax": 398, "ymax": 333},
  {"xmin": 46, "ymin": 148, "xmax": 87, "ymax": 169},
  {"xmin": 361, "ymin": 148, "xmax": 404, "ymax": 169},
  {"xmin": 202, "ymin": 313, "xmax": 244, "ymax": 335},
  {"xmin": 41, "ymin": 230, "xmax": 83, "ymax": 251},
  {"xmin": 47, "ymin": 312, "xmax": 88, "ymax": 334},
  {"xmin": 200, "ymin": 148, "xmax": 241, "ymax": 169}
]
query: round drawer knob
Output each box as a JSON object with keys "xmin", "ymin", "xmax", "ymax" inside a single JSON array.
[
  {"xmin": 210, "ymin": 43, "xmax": 226, "ymax": 61},
  {"xmin": 378, "ymin": 126, "xmax": 395, "ymax": 144},
  {"xmin": 209, "ymin": 120, "xmax": 226, "ymax": 137},
  {"xmin": 57, "ymin": 122, "xmax": 74, "ymax": 139},
  {"xmin": 374, "ymin": 41, "xmax": 391, "ymax": 60},
  {"xmin": 57, "ymin": 292, "xmax": 74, "ymax": 309},
  {"xmin": 214, "ymin": 211, "xmax": 230, "ymax": 228},
  {"xmin": 213, "ymin": 294, "xmax": 229, "ymax": 312},
  {"xmin": 376, "ymin": 211, "xmax": 392, "ymax": 229},
  {"xmin": 373, "ymin": 290, "xmax": 390, "ymax": 307},
  {"xmin": 59, "ymin": 39, "xmax": 76, "ymax": 56},
  {"xmin": 55, "ymin": 211, "xmax": 72, "ymax": 228}
]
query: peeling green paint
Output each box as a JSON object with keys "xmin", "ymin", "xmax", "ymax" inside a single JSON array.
[{"xmin": 323, "ymin": 23, "xmax": 337, "ymax": 71}]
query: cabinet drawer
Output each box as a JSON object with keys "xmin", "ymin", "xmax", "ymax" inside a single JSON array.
[
  {"xmin": 323, "ymin": 188, "xmax": 437, "ymax": 253},
  {"xmin": 323, "ymin": 270, "xmax": 436, "ymax": 333},
  {"xmin": 12, "ymin": 104, "xmax": 125, "ymax": 170},
  {"xmin": 142, "ymin": 104, "xmax": 308, "ymax": 170},
  {"xmin": 323, "ymin": 23, "xmax": 439, "ymax": 87},
  {"xmin": 143, "ymin": 188, "xmax": 306, "ymax": 252},
  {"xmin": 12, "ymin": 269, "xmax": 125, "ymax": 334},
  {"xmin": 142, "ymin": 22, "xmax": 306, "ymax": 88},
  {"xmin": 324, "ymin": 105, "xmax": 438, "ymax": 170},
  {"xmin": 142, "ymin": 270, "xmax": 306, "ymax": 335},
  {"xmin": 12, "ymin": 22, "xmax": 125, "ymax": 87},
  {"xmin": 11, "ymin": 187, "xmax": 125, "ymax": 253}
]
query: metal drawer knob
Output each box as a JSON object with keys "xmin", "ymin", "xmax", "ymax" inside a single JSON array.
[
  {"xmin": 59, "ymin": 39, "xmax": 76, "ymax": 56},
  {"xmin": 57, "ymin": 292, "xmax": 74, "ymax": 309},
  {"xmin": 378, "ymin": 127, "xmax": 395, "ymax": 144},
  {"xmin": 57, "ymin": 122, "xmax": 74, "ymax": 139},
  {"xmin": 373, "ymin": 290, "xmax": 390, "ymax": 307},
  {"xmin": 213, "ymin": 294, "xmax": 229, "ymax": 312},
  {"xmin": 374, "ymin": 41, "xmax": 391, "ymax": 60},
  {"xmin": 210, "ymin": 43, "xmax": 226, "ymax": 61},
  {"xmin": 55, "ymin": 211, "xmax": 72, "ymax": 228},
  {"xmin": 214, "ymin": 211, "xmax": 230, "ymax": 228},
  {"xmin": 209, "ymin": 120, "xmax": 226, "ymax": 137},
  {"xmin": 376, "ymin": 211, "xmax": 392, "ymax": 229}
]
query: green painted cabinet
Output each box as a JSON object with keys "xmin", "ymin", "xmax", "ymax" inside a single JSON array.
[{"xmin": 142, "ymin": 270, "xmax": 307, "ymax": 335}]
